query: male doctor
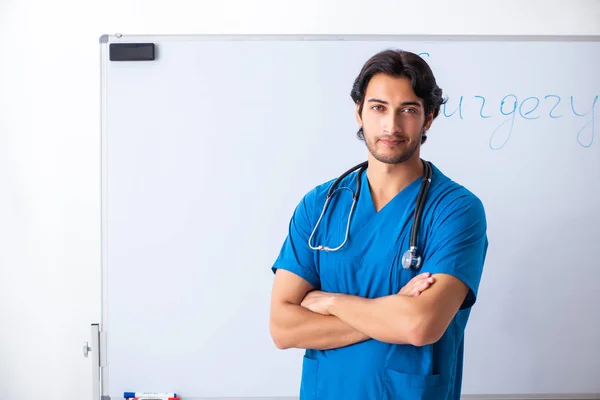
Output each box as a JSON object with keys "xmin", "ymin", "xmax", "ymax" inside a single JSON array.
[{"xmin": 269, "ymin": 49, "xmax": 488, "ymax": 400}]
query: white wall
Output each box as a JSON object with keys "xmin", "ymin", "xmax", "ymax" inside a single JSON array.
[{"xmin": 0, "ymin": 1, "xmax": 598, "ymax": 399}]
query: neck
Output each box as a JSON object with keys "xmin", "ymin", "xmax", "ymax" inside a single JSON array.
[{"xmin": 366, "ymin": 156, "xmax": 424, "ymax": 211}]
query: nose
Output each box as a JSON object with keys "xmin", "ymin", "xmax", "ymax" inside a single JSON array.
[{"xmin": 382, "ymin": 110, "xmax": 401, "ymax": 135}]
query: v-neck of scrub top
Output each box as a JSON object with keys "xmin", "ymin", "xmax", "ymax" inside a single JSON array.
[
  {"xmin": 343, "ymin": 167, "xmax": 425, "ymax": 255},
  {"xmin": 356, "ymin": 166, "xmax": 424, "ymax": 220}
]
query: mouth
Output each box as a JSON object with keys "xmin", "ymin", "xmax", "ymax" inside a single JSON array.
[{"xmin": 379, "ymin": 138, "xmax": 406, "ymax": 146}]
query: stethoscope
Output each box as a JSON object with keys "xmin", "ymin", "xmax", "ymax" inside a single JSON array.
[{"xmin": 307, "ymin": 159, "xmax": 432, "ymax": 270}]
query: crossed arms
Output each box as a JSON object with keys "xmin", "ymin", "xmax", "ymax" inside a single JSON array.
[{"xmin": 269, "ymin": 269, "xmax": 470, "ymax": 350}]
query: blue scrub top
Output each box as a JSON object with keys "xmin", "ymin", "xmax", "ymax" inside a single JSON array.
[{"xmin": 272, "ymin": 162, "xmax": 488, "ymax": 400}]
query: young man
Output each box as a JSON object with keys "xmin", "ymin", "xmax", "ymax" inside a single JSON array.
[{"xmin": 269, "ymin": 49, "xmax": 488, "ymax": 400}]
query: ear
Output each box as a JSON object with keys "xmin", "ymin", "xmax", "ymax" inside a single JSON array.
[
  {"xmin": 355, "ymin": 103, "xmax": 363, "ymax": 127},
  {"xmin": 423, "ymin": 112, "xmax": 433, "ymax": 131}
]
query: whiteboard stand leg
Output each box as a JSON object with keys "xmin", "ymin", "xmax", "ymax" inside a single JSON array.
[{"xmin": 90, "ymin": 324, "xmax": 101, "ymax": 400}]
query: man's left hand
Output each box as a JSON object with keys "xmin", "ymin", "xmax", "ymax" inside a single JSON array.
[{"xmin": 301, "ymin": 290, "xmax": 335, "ymax": 315}]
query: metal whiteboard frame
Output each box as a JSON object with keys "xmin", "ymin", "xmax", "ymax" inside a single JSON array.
[
  {"xmin": 99, "ymin": 33, "xmax": 600, "ymax": 43},
  {"xmin": 98, "ymin": 33, "xmax": 600, "ymax": 400}
]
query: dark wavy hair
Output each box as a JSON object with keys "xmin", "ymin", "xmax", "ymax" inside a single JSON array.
[{"xmin": 350, "ymin": 49, "xmax": 446, "ymax": 144}]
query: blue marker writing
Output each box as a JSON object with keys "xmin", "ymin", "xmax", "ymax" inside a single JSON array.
[{"xmin": 489, "ymin": 94, "xmax": 518, "ymax": 150}]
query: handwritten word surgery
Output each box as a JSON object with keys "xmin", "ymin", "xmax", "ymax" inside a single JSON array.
[{"xmin": 417, "ymin": 53, "xmax": 598, "ymax": 150}]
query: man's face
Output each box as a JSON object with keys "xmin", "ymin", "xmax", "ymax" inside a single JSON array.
[{"xmin": 356, "ymin": 73, "xmax": 432, "ymax": 165}]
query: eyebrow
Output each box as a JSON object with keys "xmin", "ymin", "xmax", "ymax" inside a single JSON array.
[{"xmin": 367, "ymin": 98, "xmax": 423, "ymax": 108}]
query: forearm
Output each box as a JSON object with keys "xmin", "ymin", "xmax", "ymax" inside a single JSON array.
[
  {"xmin": 328, "ymin": 294, "xmax": 426, "ymax": 346},
  {"xmin": 270, "ymin": 302, "xmax": 370, "ymax": 350}
]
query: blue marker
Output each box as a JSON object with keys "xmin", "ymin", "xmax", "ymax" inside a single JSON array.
[{"xmin": 124, "ymin": 392, "xmax": 177, "ymax": 399}]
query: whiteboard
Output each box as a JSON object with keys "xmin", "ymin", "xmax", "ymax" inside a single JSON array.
[{"xmin": 100, "ymin": 34, "xmax": 600, "ymax": 399}]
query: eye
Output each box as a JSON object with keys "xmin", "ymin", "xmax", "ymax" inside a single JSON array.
[
  {"xmin": 403, "ymin": 108, "xmax": 418, "ymax": 114},
  {"xmin": 372, "ymin": 105, "xmax": 385, "ymax": 112}
]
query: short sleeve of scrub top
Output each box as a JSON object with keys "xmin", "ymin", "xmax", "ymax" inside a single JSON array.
[
  {"xmin": 422, "ymin": 192, "xmax": 488, "ymax": 309},
  {"xmin": 271, "ymin": 188, "xmax": 320, "ymax": 289}
]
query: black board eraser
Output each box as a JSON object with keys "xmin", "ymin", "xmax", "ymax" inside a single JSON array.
[{"xmin": 109, "ymin": 43, "xmax": 155, "ymax": 61}]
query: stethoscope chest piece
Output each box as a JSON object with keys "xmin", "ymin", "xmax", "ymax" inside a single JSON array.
[{"xmin": 401, "ymin": 246, "xmax": 422, "ymax": 270}]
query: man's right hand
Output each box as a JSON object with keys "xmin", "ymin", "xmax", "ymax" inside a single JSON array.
[{"xmin": 398, "ymin": 272, "xmax": 435, "ymax": 297}]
